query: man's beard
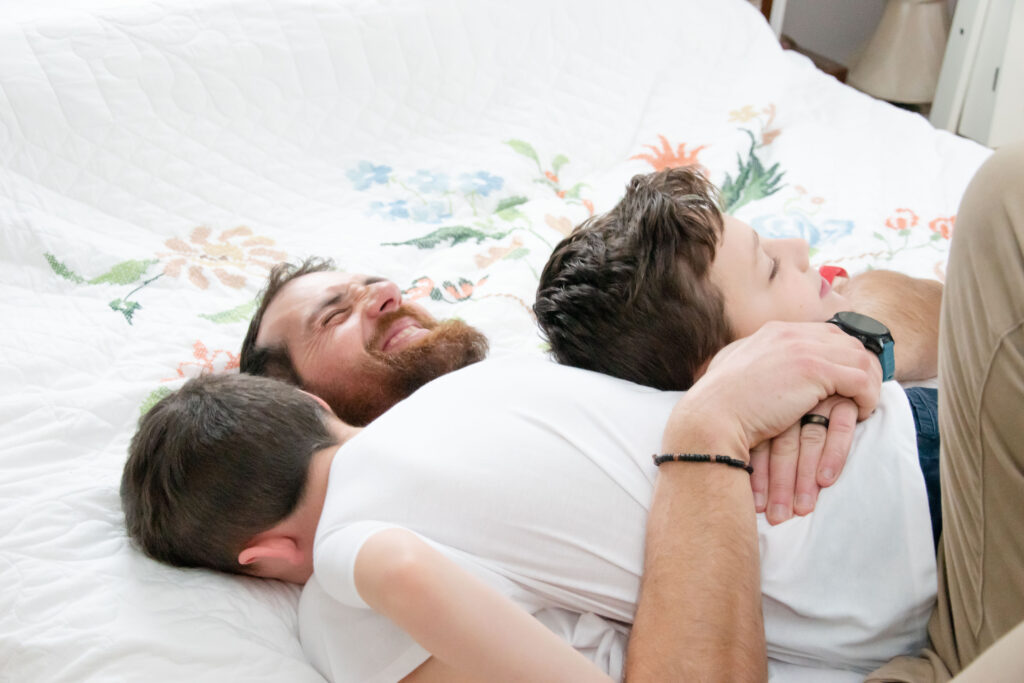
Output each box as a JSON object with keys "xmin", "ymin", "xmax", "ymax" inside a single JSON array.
[{"xmin": 317, "ymin": 306, "xmax": 489, "ymax": 426}]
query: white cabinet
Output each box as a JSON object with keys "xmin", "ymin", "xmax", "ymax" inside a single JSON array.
[{"xmin": 931, "ymin": 0, "xmax": 1024, "ymax": 148}]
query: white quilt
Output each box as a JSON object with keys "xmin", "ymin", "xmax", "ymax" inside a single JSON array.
[{"xmin": 0, "ymin": 0, "xmax": 990, "ymax": 681}]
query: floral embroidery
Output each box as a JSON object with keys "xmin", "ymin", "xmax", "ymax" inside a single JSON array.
[
  {"xmin": 459, "ymin": 171, "xmax": 504, "ymax": 197},
  {"xmin": 161, "ymin": 226, "xmax": 286, "ymax": 290},
  {"xmin": 545, "ymin": 214, "xmax": 574, "ymax": 237},
  {"xmin": 885, "ymin": 208, "xmax": 919, "ymax": 231},
  {"xmin": 347, "ymin": 161, "xmax": 392, "ymax": 190},
  {"xmin": 408, "ymin": 169, "xmax": 450, "ymax": 194},
  {"xmin": 402, "ymin": 275, "xmax": 490, "ymax": 303},
  {"xmin": 505, "ymin": 139, "xmax": 594, "ymax": 215},
  {"xmin": 46, "ymin": 226, "xmax": 284, "ymax": 325},
  {"xmin": 631, "ymin": 135, "xmax": 708, "ymax": 172},
  {"xmin": 929, "ymin": 216, "xmax": 954, "ymax": 239},
  {"xmin": 369, "ymin": 200, "xmax": 412, "ymax": 221},
  {"xmin": 475, "ymin": 237, "xmax": 526, "ymax": 269},
  {"xmin": 164, "ymin": 340, "xmax": 239, "ymax": 380}
]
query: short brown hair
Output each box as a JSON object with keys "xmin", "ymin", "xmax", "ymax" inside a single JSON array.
[
  {"xmin": 121, "ymin": 373, "xmax": 338, "ymax": 574},
  {"xmin": 239, "ymin": 257, "xmax": 336, "ymax": 383},
  {"xmin": 534, "ymin": 167, "xmax": 731, "ymax": 390}
]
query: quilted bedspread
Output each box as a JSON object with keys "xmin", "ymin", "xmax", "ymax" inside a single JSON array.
[{"xmin": 0, "ymin": 0, "xmax": 991, "ymax": 681}]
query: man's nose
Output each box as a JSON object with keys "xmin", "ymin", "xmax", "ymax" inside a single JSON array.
[{"xmin": 364, "ymin": 280, "xmax": 402, "ymax": 317}]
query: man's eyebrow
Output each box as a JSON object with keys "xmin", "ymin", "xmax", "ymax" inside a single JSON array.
[{"xmin": 307, "ymin": 291, "xmax": 347, "ymax": 330}]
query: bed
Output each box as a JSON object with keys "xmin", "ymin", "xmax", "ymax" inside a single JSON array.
[{"xmin": 0, "ymin": 0, "xmax": 990, "ymax": 681}]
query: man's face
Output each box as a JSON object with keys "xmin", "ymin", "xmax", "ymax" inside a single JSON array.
[
  {"xmin": 255, "ymin": 271, "xmax": 487, "ymax": 425},
  {"xmin": 710, "ymin": 216, "xmax": 848, "ymax": 339}
]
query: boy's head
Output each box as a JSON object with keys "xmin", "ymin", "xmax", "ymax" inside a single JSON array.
[
  {"xmin": 535, "ymin": 166, "xmax": 731, "ymax": 390},
  {"xmin": 535, "ymin": 166, "xmax": 847, "ymax": 390},
  {"xmin": 121, "ymin": 373, "xmax": 339, "ymax": 577}
]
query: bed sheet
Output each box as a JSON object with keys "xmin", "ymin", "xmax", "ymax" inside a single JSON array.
[{"xmin": 0, "ymin": 0, "xmax": 990, "ymax": 681}]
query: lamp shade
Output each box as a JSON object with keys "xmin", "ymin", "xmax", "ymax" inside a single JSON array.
[{"xmin": 848, "ymin": 0, "xmax": 949, "ymax": 104}]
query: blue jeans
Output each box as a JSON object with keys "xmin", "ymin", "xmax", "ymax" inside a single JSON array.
[{"xmin": 905, "ymin": 387, "xmax": 941, "ymax": 549}]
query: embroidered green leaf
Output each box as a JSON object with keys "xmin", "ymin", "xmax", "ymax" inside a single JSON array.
[
  {"xmin": 873, "ymin": 231, "xmax": 886, "ymax": 240},
  {"xmin": 564, "ymin": 182, "xmax": 587, "ymax": 199},
  {"xmin": 930, "ymin": 232, "xmax": 943, "ymax": 241},
  {"xmin": 109, "ymin": 298, "xmax": 142, "ymax": 324},
  {"xmin": 504, "ymin": 247, "xmax": 530, "ymax": 261},
  {"xmin": 200, "ymin": 299, "xmax": 258, "ymax": 324},
  {"xmin": 429, "ymin": 288, "xmax": 443, "ymax": 301},
  {"xmin": 551, "ymin": 154, "xmax": 569, "ymax": 174},
  {"xmin": 719, "ymin": 130, "xmax": 785, "ymax": 214},
  {"xmin": 496, "ymin": 206, "xmax": 526, "ymax": 222},
  {"xmin": 139, "ymin": 386, "xmax": 173, "ymax": 415},
  {"xmin": 382, "ymin": 226, "xmax": 511, "ymax": 249},
  {"xmin": 45, "ymin": 253, "xmax": 86, "ymax": 283},
  {"xmin": 89, "ymin": 259, "xmax": 158, "ymax": 285},
  {"xmin": 496, "ymin": 196, "xmax": 529, "ymax": 212},
  {"xmin": 505, "ymin": 139, "xmax": 540, "ymax": 165},
  {"xmin": 899, "ymin": 229, "xmax": 911, "ymax": 237}
]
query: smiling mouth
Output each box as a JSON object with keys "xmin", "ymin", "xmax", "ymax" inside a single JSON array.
[{"xmin": 380, "ymin": 318, "xmax": 430, "ymax": 353}]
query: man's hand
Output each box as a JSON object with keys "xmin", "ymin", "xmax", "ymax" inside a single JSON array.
[
  {"xmin": 749, "ymin": 396, "xmax": 859, "ymax": 524},
  {"xmin": 665, "ymin": 321, "xmax": 882, "ymax": 459}
]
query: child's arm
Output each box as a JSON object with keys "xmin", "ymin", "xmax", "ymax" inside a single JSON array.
[
  {"xmin": 836, "ymin": 270, "xmax": 942, "ymax": 381},
  {"xmin": 353, "ymin": 528, "xmax": 612, "ymax": 683}
]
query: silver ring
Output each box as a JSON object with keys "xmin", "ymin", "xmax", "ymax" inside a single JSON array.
[{"xmin": 800, "ymin": 413, "xmax": 830, "ymax": 428}]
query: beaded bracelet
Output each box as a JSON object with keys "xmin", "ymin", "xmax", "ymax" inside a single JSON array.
[{"xmin": 652, "ymin": 453, "xmax": 754, "ymax": 474}]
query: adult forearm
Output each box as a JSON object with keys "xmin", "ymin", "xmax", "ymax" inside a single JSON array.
[
  {"xmin": 838, "ymin": 270, "xmax": 941, "ymax": 381},
  {"xmin": 626, "ymin": 421, "xmax": 766, "ymax": 683}
]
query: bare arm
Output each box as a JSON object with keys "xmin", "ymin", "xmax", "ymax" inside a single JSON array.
[
  {"xmin": 626, "ymin": 322, "xmax": 881, "ymax": 682},
  {"xmin": 837, "ymin": 270, "xmax": 942, "ymax": 381},
  {"xmin": 354, "ymin": 528, "xmax": 611, "ymax": 683}
]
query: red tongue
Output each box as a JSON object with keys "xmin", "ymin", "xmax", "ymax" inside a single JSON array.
[{"xmin": 819, "ymin": 265, "xmax": 848, "ymax": 284}]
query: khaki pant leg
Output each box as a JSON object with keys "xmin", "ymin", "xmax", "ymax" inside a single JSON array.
[{"xmin": 869, "ymin": 141, "xmax": 1024, "ymax": 683}]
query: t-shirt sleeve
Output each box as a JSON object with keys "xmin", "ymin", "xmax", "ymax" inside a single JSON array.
[{"xmin": 313, "ymin": 519, "xmax": 403, "ymax": 609}]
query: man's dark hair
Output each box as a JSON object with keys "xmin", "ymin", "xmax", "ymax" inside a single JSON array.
[
  {"xmin": 534, "ymin": 166, "xmax": 732, "ymax": 390},
  {"xmin": 121, "ymin": 373, "xmax": 338, "ymax": 574},
  {"xmin": 239, "ymin": 257, "xmax": 336, "ymax": 382}
]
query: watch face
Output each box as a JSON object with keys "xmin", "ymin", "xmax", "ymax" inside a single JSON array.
[{"xmin": 836, "ymin": 311, "xmax": 890, "ymax": 336}]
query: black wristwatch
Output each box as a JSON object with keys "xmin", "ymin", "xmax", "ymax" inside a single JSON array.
[{"xmin": 827, "ymin": 311, "xmax": 895, "ymax": 382}]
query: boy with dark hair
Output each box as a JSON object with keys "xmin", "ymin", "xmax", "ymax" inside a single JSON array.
[
  {"xmin": 534, "ymin": 166, "xmax": 940, "ymax": 390},
  {"xmin": 121, "ymin": 373, "xmax": 348, "ymax": 576}
]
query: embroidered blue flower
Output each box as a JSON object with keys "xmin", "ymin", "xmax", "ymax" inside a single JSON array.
[
  {"xmin": 459, "ymin": 171, "xmax": 503, "ymax": 196},
  {"xmin": 347, "ymin": 161, "xmax": 392, "ymax": 190},
  {"xmin": 369, "ymin": 200, "xmax": 410, "ymax": 221},
  {"xmin": 408, "ymin": 170, "xmax": 450, "ymax": 194},
  {"xmin": 410, "ymin": 200, "xmax": 452, "ymax": 224},
  {"xmin": 751, "ymin": 213, "xmax": 854, "ymax": 248}
]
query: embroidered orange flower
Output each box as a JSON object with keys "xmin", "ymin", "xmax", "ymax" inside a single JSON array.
[
  {"xmin": 545, "ymin": 214, "xmax": 574, "ymax": 236},
  {"xmin": 403, "ymin": 276, "xmax": 436, "ymax": 301},
  {"xmin": 545, "ymin": 171, "xmax": 560, "ymax": 184},
  {"xmin": 165, "ymin": 340, "xmax": 239, "ymax": 380},
  {"xmin": 442, "ymin": 276, "xmax": 489, "ymax": 302},
  {"xmin": 929, "ymin": 216, "xmax": 955, "ymax": 239},
  {"xmin": 161, "ymin": 226, "xmax": 287, "ymax": 289},
  {"xmin": 582, "ymin": 199, "xmax": 594, "ymax": 216},
  {"xmin": 885, "ymin": 208, "xmax": 919, "ymax": 231},
  {"xmin": 631, "ymin": 135, "xmax": 708, "ymax": 172},
  {"xmin": 475, "ymin": 237, "xmax": 524, "ymax": 269}
]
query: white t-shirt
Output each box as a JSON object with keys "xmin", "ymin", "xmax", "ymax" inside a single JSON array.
[{"xmin": 299, "ymin": 356, "xmax": 936, "ymax": 682}]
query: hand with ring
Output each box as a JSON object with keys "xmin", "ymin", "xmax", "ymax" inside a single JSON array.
[{"xmin": 749, "ymin": 395, "xmax": 860, "ymax": 524}]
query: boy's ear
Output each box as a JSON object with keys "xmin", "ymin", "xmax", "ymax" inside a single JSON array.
[
  {"xmin": 238, "ymin": 535, "xmax": 303, "ymax": 567},
  {"xmin": 299, "ymin": 389, "xmax": 334, "ymax": 416}
]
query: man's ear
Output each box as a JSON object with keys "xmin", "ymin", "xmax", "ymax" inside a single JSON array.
[
  {"xmin": 299, "ymin": 389, "xmax": 334, "ymax": 416},
  {"xmin": 238, "ymin": 535, "xmax": 304, "ymax": 567}
]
